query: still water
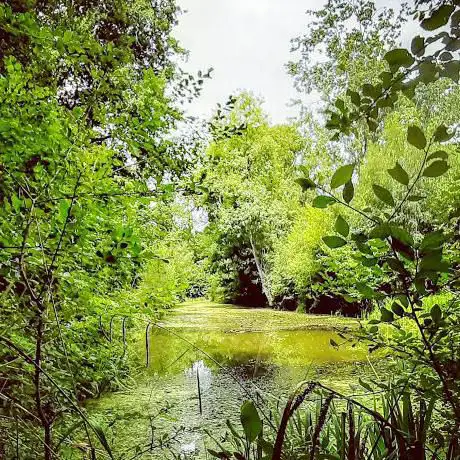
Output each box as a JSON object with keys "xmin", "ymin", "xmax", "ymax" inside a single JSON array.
[{"xmin": 89, "ymin": 302, "xmax": 380, "ymax": 458}]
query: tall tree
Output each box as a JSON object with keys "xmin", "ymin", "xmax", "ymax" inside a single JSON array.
[
  {"xmin": 0, "ymin": 1, "xmax": 202, "ymax": 457},
  {"xmin": 196, "ymin": 94, "xmax": 304, "ymax": 306}
]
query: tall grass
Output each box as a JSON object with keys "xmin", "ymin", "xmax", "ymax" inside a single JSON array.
[{"xmin": 207, "ymin": 384, "xmax": 448, "ymax": 460}]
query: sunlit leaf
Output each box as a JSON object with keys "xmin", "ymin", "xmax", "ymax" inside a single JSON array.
[
  {"xmin": 240, "ymin": 401, "xmax": 262, "ymax": 443},
  {"xmin": 330, "ymin": 164, "xmax": 354, "ymax": 189},
  {"xmin": 312, "ymin": 195, "xmax": 336, "ymax": 208},
  {"xmin": 335, "ymin": 215, "xmax": 349, "ymax": 237}
]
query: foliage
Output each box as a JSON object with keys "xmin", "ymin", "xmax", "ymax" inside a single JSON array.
[
  {"xmin": 208, "ymin": 384, "xmax": 445, "ymax": 460},
  {"xmin": 195, "ymin": 96, "xmax": 306, "ymax": 306},
  {"xmin": 0, "ymin": 0, "xmax": 203, "ymax": 457},
  {"xmin": 270, "ymin": 206, "xmax": 332, "ymax": 299},
  {"xmin": 295, "ymin": 0, "xmax": 460, "ymax": 454},
  {"xmin": 288, "ymin": 0, "xmax": 410, "ymax": 100}
]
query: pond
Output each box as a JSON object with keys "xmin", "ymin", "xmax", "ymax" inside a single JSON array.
[{"xmin": 88, "ymin": 302, "xmax": 384, "ymax": 459}]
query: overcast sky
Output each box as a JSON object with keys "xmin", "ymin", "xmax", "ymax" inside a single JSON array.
[
  {"xmin": 174, "ymin": 1, "xmax": 411, "ymax": 125},
  {"xmin": 174, "ymin": 0, "xmax": 322, "ymax": 124}
]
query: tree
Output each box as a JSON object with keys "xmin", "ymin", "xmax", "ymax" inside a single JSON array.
[
  {"xmin": 0, "ymin": 1, "xmax": 202, "ymax": 457},
  {"xmin": 196, "ymin": 94, "xmax": 305, "ymax": 306}
]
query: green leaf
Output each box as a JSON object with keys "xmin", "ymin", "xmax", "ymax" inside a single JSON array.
[
  {"xmin": 433, "ymin": 124, "xmax": 454, "ymax": 142},
  {"xmin": 384, "ymin": 48, "xmax": 414, "ymax": 69},
  {"xmin": 361, "ymin": 256, "xmax": 378, "ymax": 267},
  {"xmin": 347, "ymin": 89, "xmax": 360, "ymax": 106},
  {"xmin": 421, "ymin": 5, "xmax": 455, "ymax": 31},
  {"xmin": 323, "ymin": 236, "xmax": 347, "ymax": 249},
  {"xmin": 312, "ymin": 195, "xmax": 336, "ymax": 208},
  {"xmin": 335, "ymin": 98, "xmax": 345, "ymax": 111},
  {"xmin": 420, "ymin": 231, "xmax": 445, "ymax": 252},
  {"xmin": 379, "ymin": 71, "xmax": 393, "ymax": 88},
  {"xmin": 367, "ymin": 118, "xmax": 378, "ymax": 132},
  {"xmin": 390, "ymin": 226, "xmax": 414, "ymax": 247},
  {"xmin": 363, "ymin": 84, "xmax": 380, "ymax": 99},
  {"xmin": 411, "ymin": 36, "xmax": 425, "ymax": 56},
  {"xmin": 380, "ymin": 308, "xmax": 394, "ymax": 322},
  {"xmin": 423, "ymin": 160, "xmax": 449, "ymax": 177},
  {"xmin": 356, "ymin": 283, "xmax": 375, "ymax": 299},
  {"xmin": 407, "ymin": 126, "xmax": 427, "ymax": 150},
  {"xmin": 391, "ymin": 302, "xmax": 405, "ymax": 316},
  {"xmin": 11, "ymin": 195, "xmax": 22, "ymax": 213},
  {"xmin": 359, "ymin": 378, "xmax": 374, "ymax": 392},
  {"xmin": 372, "ymin": 184, "xmax": 395, "ymax": 207},
  {"xmin": 330, "ymin": 164, "xmax": 354, "ymax": 189},
  {"xmin": 407, "ymin": 195, "xmax": 425, "ymax": 202},
  {"xmin": 443, "ymin": 60, "xmax": 460, "ymax": 83},
  {"xmin": 419, "ymin": 61, "xmax": 438, "ymax": 84},
  {"xmin": 59, "ymin": 199, "xmax": 70, "ymax": 221},
  {"xmin": 397, "ymin": 296, "xmax": 409, "ymax": 308},
  {"xmin": 240, "ymin": 401, "xmax": 262, "ymax": 443},
  {"xmin": 343, "ymin": 180, "xmax": 354, "ymax": 203},
  {"xmin": 430, "ymin": 304, "xmax": 442, "ymax": 325},
  {"xmin": 386, "ymin": 257, "xmax": 406, "ymax": 274},
  {"xmin": 419, "ymin": 251, "xmax": 449, "ymax": 272},
  {"xmin": 387, "ymin": 162, "xmax": 409, "ymax": 186},
  {"xmin": 427, "ymin": 150, "xmax": 448, "ymax": 161},
  {"xmin": 226, "ymin": 420, "xmax": 243, "ymax": 440},
  {"xmin": 415, "ymin": 278, "xmax": 427, "ymax": 295},
  {"xmin": 296, "ymin": 177, "xmax": 316, "ymax": 191},
  {"xmin": 330, "ymin": 338, "xmax": 338, "ymax": 349},
  {"xmin": 369, "ymin": 223, "xmax": 391, "ymax": 240},
  {"xmin": 335, "ymin": 215, "xmax": 349, "ymax": 237},
  {"xmin": 92, "ymin": 423, "xmax": 114, "ymax": 459}
]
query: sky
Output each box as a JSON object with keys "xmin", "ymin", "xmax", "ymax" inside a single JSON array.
[
  {"xmin": 174, "ymin": 0, "xmax": 322, "ymax": 124},
  {"xmin": 173, "ymin": 0, "xmax": 411, "ymax": 125}
]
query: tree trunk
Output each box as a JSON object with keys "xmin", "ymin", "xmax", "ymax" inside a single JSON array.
[{"xmin": 249, "ymin": 233, "xmax": 273, "ymax": 307}]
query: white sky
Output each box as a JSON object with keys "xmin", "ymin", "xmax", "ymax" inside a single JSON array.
[
  {"xmin": 174, "ymin": 0, "xmax": 410, "ymax": 124},
  {"xmin": 174, "ymin": 0, "xmax": 322, "ymax": 124}
]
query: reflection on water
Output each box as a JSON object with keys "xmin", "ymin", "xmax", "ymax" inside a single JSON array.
[
  {"xmin": 148, "ymin": 328, "xmax": 367, "ymax": 377},
  {"xmin": 89, "ymin": 304, "xmax": 377, "ymax": 459}
]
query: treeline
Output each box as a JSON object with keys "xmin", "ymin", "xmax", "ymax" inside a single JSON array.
[{"xmin": 191, "ymin": 2, "xmax": 460, "ymax": 315}]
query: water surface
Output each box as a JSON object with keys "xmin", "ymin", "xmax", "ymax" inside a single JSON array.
[{"xmin": 89, "ymin": 302, "xmax": 382, "ymax": 458}]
